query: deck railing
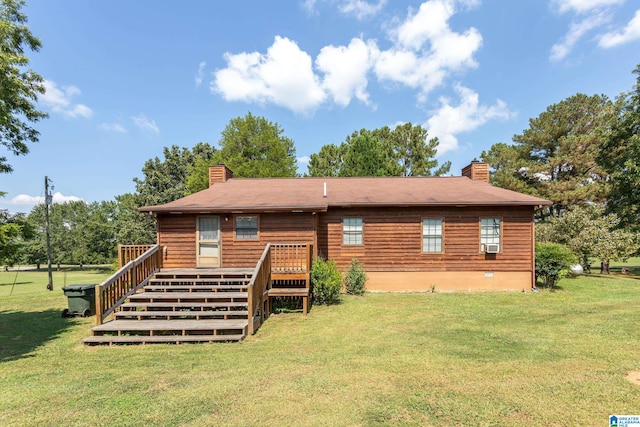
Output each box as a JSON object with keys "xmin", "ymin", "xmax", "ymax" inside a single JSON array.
[
  {"xmin": 95, "ymin": 244, "xmax": 163, "ymax": 325},
  {"xmin": 247, "ymin": 243, "xmax": 272, "ymax": 334},
  {"xmin": 118, "ymin": 244, "xmax": 156, "ymax": 268},
  {"xmin": 271, "ymin": 243, "xmax": 312, "ymax": 274}
]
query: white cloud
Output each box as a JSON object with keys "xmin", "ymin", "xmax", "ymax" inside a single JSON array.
[
  {"xmin": 376, "ymin": 0, "xmax": 482, "ymax": 101},
  {"xmin": 316, "ymin": 38, "xmax": 378, "ymax": 106},
  {"xmin": 213, "ymin": 1, "xmax": 482, "ymax": 111},
  {"xmin": 553, "ymin": 0, "xmax": 623, "ymax": 14},
  {"xmin": 40, "ymin": 79, "xmax": 93, "ymax": 119},
  {"xmin": 549, "ymin": 0, "xmax": 635, "ymax": 60},
  {"xmin": 213, "ymin": 36, "xmax": 326, "ymax": 114},
  {"xmin": 301, "ymin": 0, "xmax": 386, "ymax": 18},
  {"xmin": 7, "ymin": 192, "xmax": 84, "ymax": 207},
  {"xmin": 195, "ymin": 61, "xmax": 206, "ymax": 87},
  {"xmin": 425, "ymin": 84, "xmax": 514, "ymax": 154},
  {"xmin": 339, "ymin": 0, "xmax": 388, "ymax": 19},
  {"xmin": 131, "ymin": 114, "xmax": 160, "ymax": 135},
  {"xmin": 550, "ymin": 12, "xmax": 610, "ymax": 61},
  {"xmin": 297, "ymin": 155, "xmax": 310, "ymax": 165},
  {"xmin": 301, "ymin": 0, "xmax": 318, "ymax": 15},
  {"xmin": 394, "ymin": 0, "xmax": 454, "ymax": 50},
  {"xmin": 98, "ymin": 123, "xmax": 127, "ymax": 133},
  {"xmin": 599, "ymin": 9, "xmax": 640, "ymax": 47}
]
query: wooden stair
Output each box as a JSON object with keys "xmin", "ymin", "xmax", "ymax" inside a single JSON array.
[{"xmin": 83, "ymin": 269, "xmax": 253, "ymax": 345}]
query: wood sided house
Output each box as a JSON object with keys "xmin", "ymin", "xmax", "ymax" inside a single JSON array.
[
  {"xmin": 142, "ymin": 161, "xmax": 550, "ymax": 291},
  {"xmin": 83, "ymin": 162, "xmax": 551, "ymax": 345}
]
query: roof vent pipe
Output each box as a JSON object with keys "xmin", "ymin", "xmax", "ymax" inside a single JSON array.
[{"xmin": 323, "ymin": 182, "xmax": 327, "ymax": 198}]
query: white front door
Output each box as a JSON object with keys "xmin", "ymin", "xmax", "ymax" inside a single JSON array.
[{"xmin": 197, "ymin": 216, "xmax": 221, "ymax": 268}]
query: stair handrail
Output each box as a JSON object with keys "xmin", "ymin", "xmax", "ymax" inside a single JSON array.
[
  {"xmin": 95, "ymin": 244, "xmax": 163, "ymax": 325},
  {"xmin": 247, "ymin": 243, "xmax": 271, "ymax": 335}
]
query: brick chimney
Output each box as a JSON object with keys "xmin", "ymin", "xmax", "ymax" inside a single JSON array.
[
  {"xmin": 209, "ymin": 164, "xmax": 234, "ymax": 187},
  {"xmin": 461, "ymin": 161, "xmax": 490, "ymax": 183}
]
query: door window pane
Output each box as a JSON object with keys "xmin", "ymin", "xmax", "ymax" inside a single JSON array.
[
  {"xmin": 199, "ymin": 243, "xmax": 219, "ymax": 257},
  {"xmin": 199, "ymin": 216, "xmax": 219, "ymax": 241}
]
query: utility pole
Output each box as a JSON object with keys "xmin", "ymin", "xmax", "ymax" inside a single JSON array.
[{"xmin": 45, "ymin": 176, "xmax": 53, "ymax": 291}]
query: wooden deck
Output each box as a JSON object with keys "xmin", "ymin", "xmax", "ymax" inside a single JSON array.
[
  {"xmin": 84, "ymin": 269, "xmax": 253, "ymax": 345},
  {"xmin": 87, "ymin": 245, "xmax": 313, "ymax": 345}
]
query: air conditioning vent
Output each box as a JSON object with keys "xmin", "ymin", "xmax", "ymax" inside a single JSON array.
[{"xmin": 485, "ymin": 244, "xmax": 500, "ymax": 253}]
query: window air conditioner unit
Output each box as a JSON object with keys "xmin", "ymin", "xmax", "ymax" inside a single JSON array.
[{"xmin": 485, "ymin": 244, "xmax": 500, "ymax": 254}]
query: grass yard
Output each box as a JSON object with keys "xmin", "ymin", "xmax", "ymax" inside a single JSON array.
[{"xmin": 1, "ymin": 270, "xmax": 640, "ymax": 426}]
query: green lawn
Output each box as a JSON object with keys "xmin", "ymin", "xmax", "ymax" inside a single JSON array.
[{"xmin": 1, "ymin": 271, "xmax": 639, "ymax": 426}]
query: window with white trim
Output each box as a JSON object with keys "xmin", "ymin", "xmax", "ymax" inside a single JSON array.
[
  {"xmin": 343, "ymin": 218, "xmax": 363, "ymax": 245},
  {"xmin": 235, "ymin": 215, "xmax": 258, "ymax": 240},
  {"xmin": 422, "ymin": 218, "xmax": 443, "ymax": 253},
  {"xmin": 480, "ymin": 218, "xmax": 501, "ymax": 249}
]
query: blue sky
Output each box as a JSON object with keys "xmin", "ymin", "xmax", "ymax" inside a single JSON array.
[{"xmin": 2, "ymin": 0, "xmax": 640, "ymax": 213}]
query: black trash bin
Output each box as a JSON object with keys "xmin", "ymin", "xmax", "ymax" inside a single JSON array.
[{"xmin": 62, "ymin": 284, "xmax": 96, "ymax": 317}]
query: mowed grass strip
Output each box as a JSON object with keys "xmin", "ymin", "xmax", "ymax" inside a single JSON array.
[{"xmin": 1, "ymin": 271, "xmax": 639, "ymax": 426}]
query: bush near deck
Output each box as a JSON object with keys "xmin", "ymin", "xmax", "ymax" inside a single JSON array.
[{"xmin": 1, "ymin": 270, "xmax": 640, "ymax": 426}]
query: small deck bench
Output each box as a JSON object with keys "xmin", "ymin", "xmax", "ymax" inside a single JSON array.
[{"xmin": 267, "ymin": 287, "xmax": 310, "ymax": 314}]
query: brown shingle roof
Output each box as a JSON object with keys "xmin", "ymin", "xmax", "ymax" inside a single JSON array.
[{"xmin": 139, "ymin": 176, "xmax": 551, "ymax": 213}]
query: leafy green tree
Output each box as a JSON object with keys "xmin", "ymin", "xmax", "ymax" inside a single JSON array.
[
  {"xmin": 186, "ymin": 113, "xmax": 297, "ymax": 193},
  {"xmin": 113, "ymin": 193, "xmax": 156, "ymax": 245},
  {"xmin": 479, "ymin": 142, "xmax": 530, "ymax": 193},
  {"xmin": 307, "ymin": 123, "xmax": 449, "ymax": 177},
  {"xmin": 536, "ymin": 204, "xmax": 639, "ymax": 274},
  {"xmin": 482, "ymin": 94, "xmax": 613, "ymax": 216},
  {"xmin": 385, "ymin": 123, "xmax": 451, "ymax": 176},
  {"xmin": 135, "ymin": 143, "xmax": 215, "ymax": 206},
  {"xmin": 26, "ymin": 201, "xmax": 118, "ymax": 266},
  {"xmin": 185, "ymin": 156, "xmax": 214, "ymax": 195},
  {"xmin": 0, "ymin": 0, "xmax": 48, "ymax": 174},
  {"xmin": 23, "ymin": 233, "xmax": 46, "ymax": 269},
  {"xmin": 27, "ymin": 201, "xmax": 83, "ymax": 266},
  {"xmin": 0, "ymin": 209, "xmax": 32, "ymax": 268},
  {"xmin": 598, "ymin": 63, "xmax": 640, "ymax": 230},
  {"xmin": 83, "ymin": 201, "xmax": 117, "ymax": 264},
  {"xmin": 116, "ymin": 143, "xmax": 216, "ymax": 243},
  {"xmin": 307, "ymin": 143, "xmax": 344, "ymax": 177},
  {"xmin": 339, "ymin": 129, "xmax": 397, "ymax": 177}
]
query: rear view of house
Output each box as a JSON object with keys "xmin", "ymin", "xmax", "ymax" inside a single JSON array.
[{"xmin": 139, "ymin": 162, "xmax": 551, "ymax": 292}]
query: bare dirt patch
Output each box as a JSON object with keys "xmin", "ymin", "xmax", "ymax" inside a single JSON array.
[{"xmin": 625, "ymin": 371, "xmax": 640, "ymax": 386}]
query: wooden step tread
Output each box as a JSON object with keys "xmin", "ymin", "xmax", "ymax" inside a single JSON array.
[
  {"xmin": 115, "ymin": 310, "xmax": 249, "ymax": 318},
  {"xmin": 83, "ymin": 334, "xmax": 245, "ymax": 345},
  {"xmin": 150, "ymin": 278, "xmax": 251, "ymax": 284},
  {"xmin": 120, "ymin": 302, "xmax": 248, "ymax": 309},
  {"xmin": 157, "ymin": 268, "xmax": 253, "ymax": 274},
  {"xmin": 129, "ymin": 292, "xmax": 247, "ymax": 300},
  {"xmin": 145, "ymin": 285, "xmax": 248, "ymax": 291},
  {"xmin": 92, "ymin": 319, "xmax": 248, "ymax": 332},
  {"xmin": 268, "ymin": 288, "xmax": 310, "ymax": 296}
]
